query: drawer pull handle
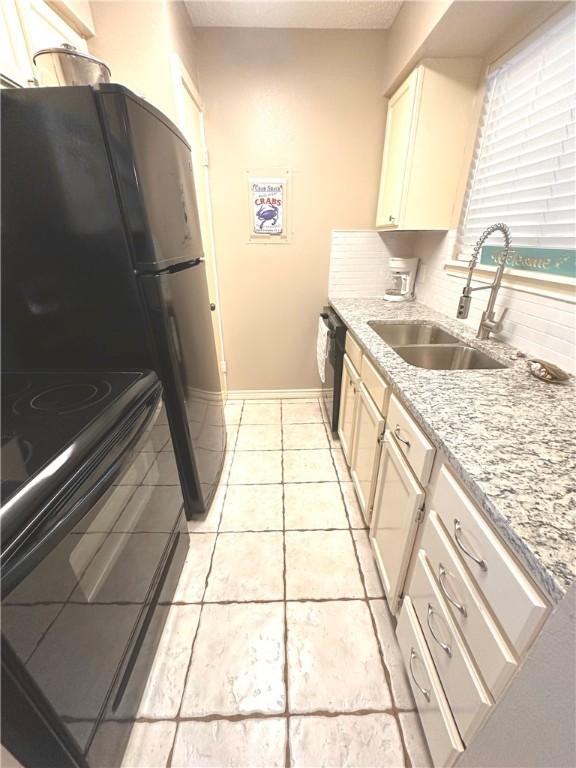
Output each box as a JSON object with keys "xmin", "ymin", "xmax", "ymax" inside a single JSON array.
[
  {"xmin": 454, "ymin": 519, "xmax": 487, "ymax": 571},
  {"xmin": 427, "ymin": 603, "xmax": 452, "ymax": 657},
  {"xmin": 394, "ymin": 426, "xmax": 411, "ymax": 449},
  {"xmin": 409, "ymin": 649, "xmax": 431, "ymax": 701},
  {"xmin": 438, "ymin": 563, "xmax": 467, "ymax": 617}
]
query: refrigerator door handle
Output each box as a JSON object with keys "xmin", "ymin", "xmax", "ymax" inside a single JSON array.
[
  {"xmin": 136, "ymin": 258, "xmax": 204, "ymax": 277},
  {"xmin": 169, "ymin": 313, "xmax": 184, "ymax": 364}
]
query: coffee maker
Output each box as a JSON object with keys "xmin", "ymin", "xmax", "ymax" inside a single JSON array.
[{"xmin": 384, "ymin": 257, "xmax": 419, "ymax": 302}]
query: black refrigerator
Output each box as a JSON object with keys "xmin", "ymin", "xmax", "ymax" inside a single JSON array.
[{"xmin": 1, "ymin": 84, "xmax": 226, "ymax": 518}]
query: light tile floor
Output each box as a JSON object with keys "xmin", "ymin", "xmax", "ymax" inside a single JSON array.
[{"xmin": 104, "ymin": 398, "xmax": 433, "ymax": 768}]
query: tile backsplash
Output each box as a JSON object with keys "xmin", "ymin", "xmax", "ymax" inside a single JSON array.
[{"xmin": 328, "ymin": 230, "xmax": 414, "ymax": 298}]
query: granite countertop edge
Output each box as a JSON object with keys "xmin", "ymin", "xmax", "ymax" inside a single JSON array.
[{"xmin": 329, "ymin": 296, "xmax": 575, "ymax": 605}]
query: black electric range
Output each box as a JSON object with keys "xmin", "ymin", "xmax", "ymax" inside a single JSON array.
[
  {"xmin": 1, "ymin": 371, "xmax": 188, "ymax": 768},
  {"xmin": 2, "ymin": 371, "xmax": 149, "ymax": 537}
]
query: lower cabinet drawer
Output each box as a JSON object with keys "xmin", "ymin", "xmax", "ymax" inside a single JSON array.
[
  {"xmin": 396, "ymin": 597, "xmax": 464, "ymax": 768},
  {"xmin": 345, "ymin": 332, "xmax": 363, "ymax": 371},
  {"xmin": 421, "ymin": 511, "xmax": 517, "ymax": 698},
  {"xmin": 408, "ymin": 550, "xmax": 493, "ymax": 741},
  {"xmin": 360, "ymin": 353, "xmax": 389, "ymax": 414},
  {"xmin": 386, "ymin": 394, "xmax": 435, "ymax": 486},
  {"xmin": 431, "ymin": 465, "xmax": 549, "ymax": 656}
]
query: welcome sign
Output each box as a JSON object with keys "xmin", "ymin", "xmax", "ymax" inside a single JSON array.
[
  {"xmin": 250, "ymin": 178, "xmax": 285, "ymax": 236},
  {"xmin": 480, "ymin": 245, "xmax": 576, "ymax": 278}
]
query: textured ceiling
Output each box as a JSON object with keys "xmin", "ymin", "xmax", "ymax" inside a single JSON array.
[{"xmin": 185, "ymin": 1, "xmax": 402, "ymax": 30}]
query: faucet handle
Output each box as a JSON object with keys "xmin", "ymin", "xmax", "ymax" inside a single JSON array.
[
  {"xmin": 481, "ymin": 313, "xmax": 501, "ymax": 334},
  {"xmin": 481, "ymin": 307, "xmax": 508, "ymax": 336}
]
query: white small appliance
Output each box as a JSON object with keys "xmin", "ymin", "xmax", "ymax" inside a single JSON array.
[{"xmin": 384, "ymin": 257, "xmax": 419, "ymax": 302}]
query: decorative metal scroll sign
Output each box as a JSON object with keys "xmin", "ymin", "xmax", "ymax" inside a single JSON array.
[{"xmin": 480, "ymin": 245, "xmax": 576, "ymax": 278}]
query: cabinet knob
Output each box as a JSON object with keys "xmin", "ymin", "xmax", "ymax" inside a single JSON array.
[
  {"xmin": 388, "ymin": 214, "xmax": 396, "ymax": 223},
  {"xmin": 210, "ymin": 303, "xmax": 216, "ymax": 311}
]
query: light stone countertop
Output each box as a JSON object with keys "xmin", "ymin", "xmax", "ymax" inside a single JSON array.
[{"xmin": 329, "ymin": 297, "xmax": 576, "ymax": 604}]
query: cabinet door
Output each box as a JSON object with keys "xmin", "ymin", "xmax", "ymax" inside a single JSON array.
[
  {"xmin": 0, "ymin": 0, "xmax": 33, "ymax": 87},
  {"xmin": 337, "ymin": 354, "xmax": 359, "ymax": 466},
  {"xmin": 375, "ymin": 68, "xmax": 419, "ymax": 229},
  {"xmin": 18, "ymin": 0, "xmax": 87, "ymax": 61},
  {"xmin": 350, "ymin": 383, "xmax": 384, "ymax": 525},
  {"xmin": 370, "ymin": 433, "xmax": 424, "ymax": 615}
]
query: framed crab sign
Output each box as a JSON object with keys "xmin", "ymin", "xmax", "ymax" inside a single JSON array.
[{"xmin": 249, "ymin": 177, "xmax": 286, "ymax": 238}]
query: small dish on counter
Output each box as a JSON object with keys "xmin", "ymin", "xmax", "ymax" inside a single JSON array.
[{"xmin": 527, "ymin": 359, "xmax": 570, "ymax": 383}]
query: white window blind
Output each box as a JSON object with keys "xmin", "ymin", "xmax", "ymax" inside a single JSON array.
[{"xmin": 457, "ymin": 8, "xmax": 576, "ymax": 260}]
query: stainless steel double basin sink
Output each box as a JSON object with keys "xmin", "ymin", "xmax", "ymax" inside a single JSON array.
[{"xmin": 368, "ymin": 322, "xmax": 507, "ymax": 371}]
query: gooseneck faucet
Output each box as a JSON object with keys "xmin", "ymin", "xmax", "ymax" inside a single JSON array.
[{"xmin": 456, "ymin": 222, "xmax": 511, "ymax": 340}]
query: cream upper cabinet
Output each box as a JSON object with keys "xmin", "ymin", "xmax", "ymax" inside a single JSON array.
[
  {"xmin": 0, "ymin": 1, "xmax": 33, "ymax": 86},
  {"xmin": 18, "ymin": 0, "xmax": 88, "ymax": 61},
  {"xmin": 338, "ymin": 354, "xmax": 360, "ymax": 465},
  {"xmin": 370, "ymin": 433, "xmax": 425, "ymax": 615},
  {"xmin": 376, "ymin": 58, "xmax": 482, "ymax": 231},
  {"xmin": 1, "ymin": 0, "xmax": 89, "ymax": 88},
  {"xmin": 376, "ymin": 68, "xmax": 419, "ymax": 228},
  {"xmin": 350, "ymin": 383, "xmax": 385, "ymax": 525}
]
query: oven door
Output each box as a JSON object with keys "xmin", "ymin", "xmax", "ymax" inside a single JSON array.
[{"xmin": 1, "ymin": 388, "xmax": 187, "ymax": 765}]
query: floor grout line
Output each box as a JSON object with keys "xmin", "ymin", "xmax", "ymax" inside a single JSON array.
[
  {"xmin": 13, "ymin": 596, "xmax": 397, "ymax": 610},
  {"xmin": 84, "ymin": 706, "xmax": 417, "ymax": 726},
  {"xmin": 280, "ymin": 410, "xmax": 292, "ymax": 768}
]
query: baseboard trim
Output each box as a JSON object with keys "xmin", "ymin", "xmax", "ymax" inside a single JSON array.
[{"xmin": 227, "ymin": 388, "xmax": 323, "ymax": 400}]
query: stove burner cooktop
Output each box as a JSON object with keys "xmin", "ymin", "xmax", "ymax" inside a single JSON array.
[
  {"xmin": 14, "ymin": 380, "xmax": 114, "ymax": 416},
  {"xmin": 1, "ymin": 371, "xmax": 145, "ymax": 506}
]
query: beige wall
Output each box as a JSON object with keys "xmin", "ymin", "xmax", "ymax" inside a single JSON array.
[
  {"xmin": 89, "ymin": 1, "xmax": 175, "ymax": 118},
  {"xmin": 195, "ymin": 28, "xmax": 387, "ymax": 391},
  {"xmin": 88, "ymin": 1, "xmax": 200, "ymax": 123},
  {"xmin": 483, "ymin": 0, "xmax": 567, "ymax": 65},
  {"xmin": 167, "ymin": 0, "xmax": 201, "ymax": 89},
  {"xmin": 382, "ymin": 0, "xmax": 452, "ymax": 93},
  {"xmin": 381, "ymin": 1, "xmax": 563, "ymax": 95}
]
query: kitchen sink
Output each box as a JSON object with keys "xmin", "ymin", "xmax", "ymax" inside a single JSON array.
[
  {"xmin": 393, "ymin": 344, "xmax": 508, "ymax": 370},
  {"xmin": 369, "ymin": 322, "xmax": 461, "ymax": 346}
]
